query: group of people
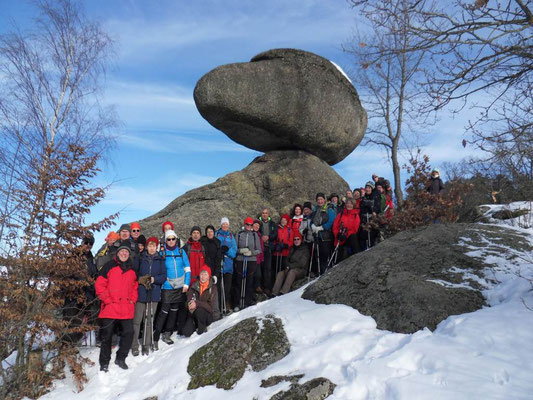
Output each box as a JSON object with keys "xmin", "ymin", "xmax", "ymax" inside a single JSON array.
[{"xmin": 73, "ymin": 171, "xmax": 445, "ymax": 372}]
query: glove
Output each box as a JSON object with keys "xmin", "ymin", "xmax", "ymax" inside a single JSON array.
[
  {"xmin": 241, "ymin": 249, "xmax": 252, "ymax": 257},
  {"xmin": 311, "ymin": 224, "xmax": 323, "ymax": 234},
  {"xmin": 139, "ymin": 275, "xmax": 152, "ymax": 289},
  {"xmin": 221, "ymin": 245, "xmax": 229, "ymax": 254},
  {"xmin": 239, "ymin": 247, "xmax": 250, "ymax": 254}
]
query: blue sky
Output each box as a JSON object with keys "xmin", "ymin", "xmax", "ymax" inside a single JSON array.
[{"xmin": 1, "ymin": 0, "xmax": 477, "ymax": 245}]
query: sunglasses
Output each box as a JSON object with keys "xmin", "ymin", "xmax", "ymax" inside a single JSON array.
[
  {"xmin": 132, "ymin": 229, "xmax": 140, "ymax": 232},
  {"xmin": 245, "ymin": 223, "xmax": 252, "ymax": 226},
  {"xmin": 166, "ymin": 238, "xmax": 177, "ymax": 242}
]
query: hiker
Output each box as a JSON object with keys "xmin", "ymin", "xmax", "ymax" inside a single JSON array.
[
  {"xmin": 185, "ymin": 226, "xmax": 207, "ymax": 285},
  {"xmin": 200, "ymin": 225, "xmax": 222, "ymax": 319},
  {"xmin": 311, "ymin": 193, "xmax": 335, "ymax": 275},
  {"xmin": 271, "ymin": 231, "xmax": 310, "ymax": 296},
  {"xmin": 427, "ymin": 169, "xmax": 444, "ymax": 195},
  {"xmin": 252, "ymin": 219, "xmax": 265, "ymax": 295},
  {"xmin": 258, "ymin": 208, "xmax": 277, "ymax": 296},
  {"xmin": 272, "ymin": 214, "xmax": 292, "ymax": 274},
  {"xmin": 131, "ymin": 237, "xmax": 166, "ymax": 356},
  {"xmin": 215, "ymin": 217, "xmax": 237, "ymax": 312},
  {"xmin": 153, "ymin": 230, "xmax": 190, "ymax": 347},
  {"xmin": 290, "ymin": 203, "xmax": 304, "ymax": 233},
  {"xmin": 95, "ymin": 231, "xmax": 120, "ymax": 272},
  {"xmin": 233, "ymin": 217, "xmax": 262, "ymax": 310},
  {"xmin": 96, "ymin": 243, "xmax": 138, "ymax": 372},
  {"xmin": 182, "ymin": 265, "xmax": 217, "ymax": 337},
  {"xmin": 332, "ymin": 198, "xmax": 361, "ymax": 261}
]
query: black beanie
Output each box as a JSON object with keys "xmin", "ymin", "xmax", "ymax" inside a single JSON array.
[
  {"xmin": 137, "ymin": 235, "xmax": 146, "ymax": 246},
  {"xmin": 205, "ymin": 225, "xmax": 215, "ymax": 235},
  {"xmin": 303, "ymin": 201, "xmax": 313, "ymax": 210},
  {"xmin": 191, "ymin": 225, "xmax": 201, "ymax": 235}
]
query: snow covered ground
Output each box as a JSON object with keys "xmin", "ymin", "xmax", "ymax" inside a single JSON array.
[{"xmin": 41, "ymin": 210, "xmax": 533, "ymax": 400}]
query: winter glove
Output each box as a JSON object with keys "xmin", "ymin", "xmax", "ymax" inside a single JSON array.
[
  {"xmin": 252, "ymin": 249, "xmax": 262, "ymax": 255},
  {"xmin": 238, "ymin": 247, "xmax": 250, "ymax": 254},
  {"xmin": 338, "ymin": 231, "xmax": 347, "ymax": 242},
  {"xmin": 241, "ymin": 248, "xmax": 252, "ymax": 257},
  {"xmin": 212, "ymin": 275, "xmax": 218, "ymax": 285},
  {"xmin": 139, "ymin": 275, "xmax": 152, "ymax": 289},
  {"xmin": 311, "ymin": 224, "xmax": 323, "ymax": 234},
  {"xmin": 221, "ymin": 245, "xmax": 229, "ymax": 254}
]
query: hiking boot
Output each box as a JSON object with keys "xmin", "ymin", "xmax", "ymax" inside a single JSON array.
[
  {"xmin": 151, "ymin": 341, "xmax": 159, "ymax": 351},
  {"xmin": 100, "ymin": 364, "xmax": 108, "ymax": 373},
  {"xmin": 255, "ymin": 286, "xmax": 263, "ymax": 294},
  {"xmin": 141, "ymin": 346, "xmax": 150, "ymax": 356},
  {"xmin": 131, "ymin": 348, "xmax": 139, "ymax": 357},
  {"xmin": 114, "ymin": 359, "xmax": 128, "ymax": 370},
  {"xmin": 161, "ymin": 332, "xmax": 174, "ymax": 345}
]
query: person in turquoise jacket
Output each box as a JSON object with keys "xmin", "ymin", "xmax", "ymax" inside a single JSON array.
[
  {"xmin": 215, "ymin": 217, "xmax": 237, "ymax": 312},
  {"xmin": 153, "ymin": 230, "xmax": 190, "ymax": 348}
]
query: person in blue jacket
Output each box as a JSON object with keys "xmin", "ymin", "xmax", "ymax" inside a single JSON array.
[
  {"xmin": 153, "ymin": 230, "xmax": 190, "ymax": 347},
  {"xmin": 131, "ymin": 236, "xmax": 166, "ymax": 356},
  {"xmin": 311, "ymin": 192, "xmax": 336, "ymax": 275},
  {"xmin": 215, "ymin": 217, "xmax": 237, "ymax": 313}
]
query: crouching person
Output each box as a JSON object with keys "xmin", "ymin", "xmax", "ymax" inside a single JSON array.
[
  {"xmin": 182, "ymin": 265, "xmax": 217, "ymax": 337},
  {"xmin": 96, "ymin": 243, "xmax": 138, "ymax": 372},
  {"xmin": 272, "ymin": 231, "xmax": 310, "ymax": 296},
  {"xmin": 132, "ymin": 237, "xmax": 166, "ymax": 356}
]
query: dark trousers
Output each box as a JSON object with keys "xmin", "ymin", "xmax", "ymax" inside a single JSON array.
[
  {"xmin": 318, "ymin": 240, "xmax": 332, "ymax": 275},
  {"xmin": 154, "ymin": 289, "xmax": 186, "ymax": 339},
  {"xmin": 99, "ymin": 318, "xmax": 133, "ymax": 366},
  {"xmin": 182, "ymin": 308, "xmax": 213, "ymax": 337},
  {"xmin": 272, "ymin": 254, "xmax": 287, "ymax": 278},
  {"xmin": 233, "ymin": 259, "xmax": 256, "ymax": 308},
  {"xmin": 261, "ymin": 247, "xmax": 273, "ymax": 290},
  {"xmin": 339, "ymin": 234, "xmax": 361, "ymax": 261},
  {"xmin": 359, "ymin": 228, "xmax": 378, "ymax": 250}
]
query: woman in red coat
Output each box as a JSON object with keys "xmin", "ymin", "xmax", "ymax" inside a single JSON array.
[
  {"xmin": 273, "ymin": 214, "xmax": 293, "ymax": 275},
  {"xmin": 96, "ymin": 243, "xmax": 138, "ymax": 372},
  {"xmin": 289, "ymin": 203, "xmax": 304, "ymax": 233},
  {"xmin": 332, "ymin": 198, "xmax": 361, "ymax": 261}
]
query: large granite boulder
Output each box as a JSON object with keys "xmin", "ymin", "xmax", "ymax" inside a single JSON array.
[
  {"xmin": 187, "ymin": 315, "xmax": 290, "ymax": 390},
  {"xmin": 138, "ymin": 150, "xmax": 349, "ymax": 239},
  {"xmin": 194, "ymin": 48, "xmax": 367, "ymax": 165},
  {"xmin": 302, "ymin": 223, "xmax": 532, "ymax": 333}
]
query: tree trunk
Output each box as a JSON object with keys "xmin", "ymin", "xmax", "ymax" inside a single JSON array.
[{"xmin": 391, "ymin": 144, "xmax": 404, "ymax": 208}]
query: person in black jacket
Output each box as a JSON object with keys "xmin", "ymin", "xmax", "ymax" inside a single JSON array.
[
  {"xmin": 132, "ymin": 236, "xmax": 166, "ymax": 355},
  {"xmin": 258, "ymin": 208, "xmax": 278, "ymax": 296},
  {"xmin": 359, "ymin": 181, "xmax": 381, "ymax": 249},
  {"xmin": 427, "ymin": 169, "xmax": 444, "ymax": 195},
  {"xmin": 200, "ymin": 225, "xmax": 222, "ymax": 320}
]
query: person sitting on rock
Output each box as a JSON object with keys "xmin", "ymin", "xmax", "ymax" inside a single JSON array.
[
  {"xmin": 185, "ymin": 226, "xmax": 207, "ymax": 285},
  {"xmin": 332, "ymin": 198, "xmax": 361, "ymax": 261},
  {"xmin": 272, "ymin": 231, "xmax": 310, "ymax": 296},
  {"xmin": 96, "ymin": 243, "xmax": 138, "ymax": 372},
  {"xmin": 273, "ymin": 214, "xmax": 293, "ymax": 276},
  {"xmin": 182, "ymin": 265, "xmax": 217, "ymax": 337},
  {"xmin": 234, "ymin": 217, "xmax": 262, "ymax": 311},
  {"xmin": 215, "ymin": 217, "xmax": 237, "ymax": 312},
  {"xmin": 153, "ymin": 230, "xmax": 190, "ymax": 347}
]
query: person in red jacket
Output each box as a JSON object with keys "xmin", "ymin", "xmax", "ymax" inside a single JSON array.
[
  {"xmin": 96, "ymin": 243, "xmax": 138, "ymax": 372},
  {"xmin": 289, "ymin": 203, "xmax": 304, "ymax": 233},
  {"xmin": 332, "ymin": 198, "xmax": 361, "ymax": 261},
  {"xmin": 185, "ymin": 226, "xmax": 206, "ymax": 285},
  {"xmin": 273, "ymin": 214, "xmax": 293, "ymax": 275}
]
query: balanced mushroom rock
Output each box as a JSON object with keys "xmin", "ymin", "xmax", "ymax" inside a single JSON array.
[
  {"xmin": 138, "ymin": 150, "xmax": 349, "ymax": 239},
  {"xmin": 194, "ymin": 48, "xmax": 367, "ymax": 165}
]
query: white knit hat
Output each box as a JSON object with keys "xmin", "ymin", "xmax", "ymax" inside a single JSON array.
[
  {"xmin": 164, "ymin": 230, "xmax": 178, "ymax": 240},
  {"xmin": 220, "ymin": 217, "xmax": 230, "ymax": 226}
]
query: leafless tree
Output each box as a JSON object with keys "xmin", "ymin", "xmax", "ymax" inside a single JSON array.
[
  {"xmin": 0, "ymin": 0, "xmax": 117, "ymax": 396},
  {"xmin": 345, "ymin": 0, "xmax": 436, "ymax": 207}
]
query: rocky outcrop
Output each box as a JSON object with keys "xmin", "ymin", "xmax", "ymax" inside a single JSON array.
[
  {"xmin": 302, "ymin": 223, "xmax": 533, "ymax": 333},
  {"xmin": 194, "ymin": 48, "xmax": 367, "ymax": 165},
  {"xmin": 269, "ymin": 378, "xmax": 336, "ymax": 400},
  {"xmin": 187, "ymin": 315, "xmax": 290, "ymax": 390},
  {"xmin": 139, "ymin": 150, "xmax": 349, "ymax": 239}
]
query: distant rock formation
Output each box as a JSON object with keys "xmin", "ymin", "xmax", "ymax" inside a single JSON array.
[
  {"xmin": 194, "ymin": 48, "xmax": 367, "ymax": 165},
  {"xmin": 139, "ymin": 150, "xmax": 349, "ymax": 239},
  {"xmin": 301, "ymin": 223, "xmax": 525, "ymax": 333}
]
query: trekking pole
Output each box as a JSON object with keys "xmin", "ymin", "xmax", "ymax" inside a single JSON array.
[
  {"xmin": 315, "ymin": 237, "xmax": 321, "ymax": 275},
  {"xmin": 307, "ymin": 240, "xmax": 315, "ymax": 282},
  {"xmin": 143, "ymin": 301, "xmax": 149, "ymax": 349},
  {"xmin": 327, "ymin": 242, "xmax": 340, "ymax": 270},
  {"xmin": 220, "ymin": 260, "xmax": 226, "ymax": 315},
  {"xmin": 366, "ymin": 213, "xmax": 371, "ymax": 250},
  {"xmin": 240, "ymin": 257, "xmax": 248, "ymax": 309}
]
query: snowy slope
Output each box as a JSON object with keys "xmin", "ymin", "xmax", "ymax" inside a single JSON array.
[{"xmin": 41, "ymin": 214, "xmax": 533, "ymax": 400}]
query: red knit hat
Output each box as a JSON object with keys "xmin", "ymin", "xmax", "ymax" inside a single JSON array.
[
  {"xmin": 131, "ymin": 222, "xmax": 141, "ymax": 231},
  {"xmin": 293, "ymin": 231, "xmax": 303, "ymax": 240},
  {"xmin": 162, "ymin": 221, "xmax": 174, "ymax": 232},
  {"xmin": 105, "ymin": 231, "xmax": 120, "ymax": 242},
  {"xmin": 244, "ymin": 217, "xmax": 254, "ymax": 225},
  {"xmin": 281, "ymin": 214, "xmax": 290, "ymax": 223},
  {"xmin": 199, "ymin": 264, "xmax": 211, "ymax": 278},
  {"xmin": 146, "ymin": 236, "xmax": 159, "ymax": 247}
]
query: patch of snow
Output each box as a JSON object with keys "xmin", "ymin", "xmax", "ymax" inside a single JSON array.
[{"xmin": 330, "ymin": 60, "xmax": 352, "ymax": 84}]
